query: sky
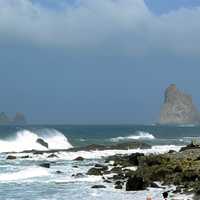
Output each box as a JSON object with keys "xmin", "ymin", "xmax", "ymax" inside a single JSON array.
[{"xmin": 0, "ymin": 0, "xmax": 200, "ymax": 124}]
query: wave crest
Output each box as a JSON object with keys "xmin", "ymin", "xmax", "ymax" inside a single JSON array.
[
  {"xmin": 110, "ymin": 131, "xmax": 155, "ymax": 142},
  {"xmin": 0, "ymin": 129, "xmax": 73, "ymax": 153}
]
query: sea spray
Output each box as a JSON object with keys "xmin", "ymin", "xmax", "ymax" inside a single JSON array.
[{"xmin": 0, "ymin": 129, "xmax": 73, "ymax": 152}]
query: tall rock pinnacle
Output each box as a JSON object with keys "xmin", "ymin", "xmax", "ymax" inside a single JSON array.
[{"xmin": 159, "ymin": 84, "xmax": 200, "ymax": 125}]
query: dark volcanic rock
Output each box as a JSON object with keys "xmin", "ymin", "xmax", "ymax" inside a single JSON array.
[
  {"xmin": 20, "ymin": 155, "xmax": 30, "ymax": 159},
  {"xmin": 74, "ymin": 156, "xmax": 84, "ymax": 161},
  {"xmin": 87, "ymin": 167, "xmax": 103, "ymax": 176},
  {"xmin": 39, "ymin": 163, "xmax": 50, "ymax": 168},
  {"xmin": 72, "ymin": 173, "xmax": 85, "ymax": 178},
  {"xmin": 126, "ymin": 176, "xmax": 147, "ymax": 191},
  {"xmin": 91, "ymin": 185, "xmax": 106, "ymax": 189},
  {"xmin": 6, "ymin": 155, "xmax": 17, "ymax": 160},
  {"xmin": 159, "ymin": 84, "xmax": 200, "ymax": 125},
  {"xmin": 36, "ymin": 138, "xmax": 48, "ymax": 149},
  {"xmin": 47, "ymin": 154, "xmax": 58, "ymax": 158}
]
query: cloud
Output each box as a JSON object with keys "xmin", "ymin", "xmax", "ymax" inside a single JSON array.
[{"xmin": 0, "ymin": 0, "xmax": 200, "ymax": 56}]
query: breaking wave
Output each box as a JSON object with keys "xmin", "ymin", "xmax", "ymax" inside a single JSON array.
[
  {"xmin": 110, "ymin": 131, "xmax": 155, "ymax": 142},
  {"xmin": 0, "ymin": 167, "xmax": 49, "ymax": 182},
  {"xmin": 0, "ymin": 129, "xmax": 73, "ymax": 153}
]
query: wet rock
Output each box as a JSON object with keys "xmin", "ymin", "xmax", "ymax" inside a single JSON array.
[
  {"xmin": 73, "ymin": 165, "xmax": 78, "ymax": 168},
  {"xmin": 87, "ymin": 167, "xmax": 102, "ymax": 176},
  {"xmin": 47, "ymin": 154, "xmax": 58, "ymax": 158},
  {"xmin": 74, "ymin": 156, "xmax": 84, "ymax": 161},
  {"xmin": 56, "ymin": 170, "xmax": 63, "ymax": 174},
  {"xmin": 39, "ymin": 163, "xmax": 50, "ymax": 168},
  {"xmin": 91, "ymin": 185, "xmax": 106, "ymax": 189},
  {"xmin": 72, "ymin": 173, "xmax": 85, "ymax": 178},
  {"xmin": 168, "ymin": 150, "xmax": 176, "ymax": 154},
  {"xmin": 20, "ymin": 155, "xmax": 30, "ymax": 159},
  {"xmin": 126, "ymin": 176, "xmax": 147, "ymax": 191},
  {"xmin": 6, "ymin": 155, "xmax": 17, "ymax": 160},
  {"xmin": 128, "ymin": 153, "xmax": 144, "ymax": 166},
  {"xmin": 103, "ymin": 179, "xmax": 112, "ymax": 183},
  {"xmin": 150, "ymin": 182, "xmax": 160, "ymax": 188},
  {"xmin": 115, "ymin": 180, "xmax": 123, "ymax": 189},
  {"xmin": 94, "ymin": 164, "xmax": 108, "ymax": 171},
  {"xmin": 36, "ymin": 138, "xmax": 48, "ymax": 149}
]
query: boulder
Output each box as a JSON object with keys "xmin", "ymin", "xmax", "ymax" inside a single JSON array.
[
  {"xmin": 39, "ymin": 163, "xmax": 50, "ymax": 168},
  {"xmin": 94, "ymin": 164, "xmax": 108, "ymax": 171},
  {"xmin": 36, "ymin": 138, "xmax": 48, "ymax": 149},
  {"xmin": 87, "ymin": 167, "xmax": 102, "ymax": 176},
  {"xmin": 126, "ymin": 176, "xmax": 147, "ymax": 191},
  {"xmin": 47, "ymin": 154, "xmax": 58, "ymax": 158},
  {"xmin": 72, "ymin": 173, "xmax": 85, "ymax": 178},
  {"xmin": 91, "ymin": 185, "xmax": 106, "ymax": 189},
  {"xmin": 6, "ymin": 155, "xmax": 17, "ymax": 160},
  {"xmin": 74, "ymin": 156, "xmax": 84, "ymax": 161}
]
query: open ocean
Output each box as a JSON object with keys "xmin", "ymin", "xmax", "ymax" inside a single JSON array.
[{"xmin": 0, "ymin": 124, "xmax": 198, "ymax": 200}]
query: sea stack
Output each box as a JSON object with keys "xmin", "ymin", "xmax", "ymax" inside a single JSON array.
[{"xmin": 159, "ymin": 84, "xmax": 200, "ymax": 125}]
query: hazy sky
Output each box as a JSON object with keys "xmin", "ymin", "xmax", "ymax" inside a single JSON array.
[{"xmin": 0, "ymin": 0, "xmax": 200, "ymax": 124}]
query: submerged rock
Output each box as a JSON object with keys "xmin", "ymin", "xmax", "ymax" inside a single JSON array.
[
  {"xmin": 91, "ymin": 185, "xmax": 106, "ymax": 189},
  {"xmin": 159, "ymin": 84, "xmax": 200, "ymax": 125},
  {"xmin": 6, "ymin": 155, "xmax": 17, "ymax": 160},
  {"xmin": 74, "ymin": 156, "xmax": 84, "ymax": 161},
  {"xmin": 39, "ymin": 163, "xmax": 50, "ymax": 168},
  {"xmin": 36, "ymin": 138, "xmax": 49, "ymax": 149},
  {"xmin": 47, "ymin": 153, "xmax": 58, "ymax": 158}
]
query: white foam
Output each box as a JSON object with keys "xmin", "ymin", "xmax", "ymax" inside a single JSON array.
[
  {"xmin": 110, "ymin": 131, "xmax": 155, "ymax": 142},
  {"xmin": 0, "ymin": 129, "xmax": 73, "ymax": 153},
  {"xmin": 58, "ymin": 145, "xmax": 182, "ymax": 160},
  {"xmin": 52, "ymin": 176, "xmax": 102, "ymax": 184},
  {"xmin": 0, "ymin": 167, "xmax": 49, "ymax": 182}
]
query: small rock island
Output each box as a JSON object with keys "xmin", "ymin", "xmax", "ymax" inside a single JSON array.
[
  {"xmin": 159, "ymin": 84, "xmax": 200, "ymax": 125},
  {"xmin": 0, "ymin": 112, "xmax": 27, "ymax": 125}
]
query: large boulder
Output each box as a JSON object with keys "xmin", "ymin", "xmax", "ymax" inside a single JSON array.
[
  {"xmin": 159, "ymin": 84, "xmax": 200, "ymax": 125},
  {"xmin": 87, "ymin": 167, "xmax": 103, "ymax": 176},
  {"xmin": 39, "ymin": 163, "xmax": 50, "ymax": 168},
  {"xmin": 126, "ymin": 176, "xmax": 147, "ymax": 191},
  {"xmin": 6, "ymin": 155, "xmax": 17, "ymax": 160},
  {"xmin": 36, "ymin": 138, "xmax": 49, "ymax": 149}
]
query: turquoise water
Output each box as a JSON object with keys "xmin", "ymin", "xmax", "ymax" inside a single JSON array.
[{"xmin": 0, "ymin": 124, "xmax": 198, "ymax": 200}]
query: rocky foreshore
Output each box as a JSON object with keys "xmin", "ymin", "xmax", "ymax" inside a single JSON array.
[
  {"xmin": 5, "ymin": 140, "xmax": 200, "ymax": 198},
  {"xmin": 84, "ymin": 141, "xmax": 200, "ymax": 199}
]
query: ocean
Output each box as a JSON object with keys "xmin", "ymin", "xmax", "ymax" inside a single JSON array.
[{"xmin": 0, "ymin": 124, "xmax": 198, "ymax": 200}]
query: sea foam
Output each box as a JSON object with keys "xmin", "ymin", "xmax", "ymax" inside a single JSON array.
[
  {"xmin": 0, "ymin": 167, "xmax": 49, "ymax": 182},
  {"xmin": 0, "ymin": 129, "xmax": 73, "ymax": 153},
  {"xmin": 110, "ymin": 131, "xmax": 155, "ymax": 142}
]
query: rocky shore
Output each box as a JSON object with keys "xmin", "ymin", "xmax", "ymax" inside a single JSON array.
[
  {"xmin": 84, "ymin": 141, "xmax": 200, "ymax": 199},
  {"xmin": 5, "ymin": 140, "xmax": 200, "ymax": 199}
]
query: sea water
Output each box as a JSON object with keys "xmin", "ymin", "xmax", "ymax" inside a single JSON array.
[{"xmin": 0, "ymin": 124, "xmax": 198, "ymax": 200}]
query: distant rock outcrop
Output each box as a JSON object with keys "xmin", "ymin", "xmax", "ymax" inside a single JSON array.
[
  {"xmin": 0, "ymin": 112, "xmax": 27, "ymax": 125},
  {"xmin": 13, "ymin": 112, "xmax": 27, "ymax": 125},
  {"xmin": 159, "ymin": 84, "xmax": 200, "ymax": 125},
  {"xmin": 0, "ymin": 112, "xmax": 10, "ymax": 125}
]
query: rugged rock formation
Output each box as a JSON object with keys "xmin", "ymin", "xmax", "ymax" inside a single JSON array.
[
  {"xmin": 159, "ymin": 84, "xmax": 200, "ymax": 125},
  {"xmin": 0, "ymin": 112, "xmax": 27, "ymax": 125},
  {"xmin": 13, "ymin": 112, "xmax": 27, "ymax": 125},
  {"xmin": 0, "ymin": 112, "xmax": 10, "ymax": 124},
  {"xmin": 36, "ymin": 138, "xmax": 49, "ymax": 149}
]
